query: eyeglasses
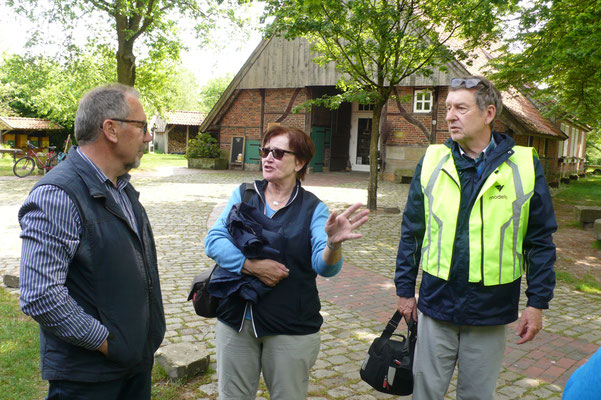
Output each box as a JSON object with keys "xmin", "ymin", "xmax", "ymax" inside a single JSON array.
[
  {"xmin": 259, "ymin": 146, "xmax": 296, "ymax": 160},
  {"xmin": 450, "ymin": 78, "xmax": 484, "ymax": 89},
  {"xmin": 104, "ymin": 118, "xmax": 148, "ymax": 134}
]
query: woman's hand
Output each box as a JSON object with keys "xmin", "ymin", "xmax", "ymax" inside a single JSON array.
[
  {"xmin": 242, "ymin": 258, "xmax": 289, "ymax": 286},
  {"xmin": 324, "ymin": 202, "xmax": 370, "ymax": 247}
]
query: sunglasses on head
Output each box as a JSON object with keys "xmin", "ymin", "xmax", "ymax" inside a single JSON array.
[
  {"xmin": 450, "ymin": 78, "xmax": 485, "ymax": 89},
  {"xmin": 259, "ymin": 147, "xmax": 296, "ymax": 160}
]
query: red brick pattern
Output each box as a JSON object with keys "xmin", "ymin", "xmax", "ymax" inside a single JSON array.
[{"xmin": 215, "ymin": 86, "xmax": 566, "ymax": 182}]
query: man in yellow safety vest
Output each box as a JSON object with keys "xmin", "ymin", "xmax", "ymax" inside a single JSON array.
[{"xmin": 395, "ymin": 75, "xmax": 557, "ymax": 399}]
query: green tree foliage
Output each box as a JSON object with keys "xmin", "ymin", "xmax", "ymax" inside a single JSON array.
[
  {"xmin": 264, "ymin": 0, "xmax": 516, "ymax": 210},
  {"xmin": 199, "ymin": 74, "xmax": 233, "ymax": 113},
  {"xmin": 490, "ymin": 0, "xmax": 601, "ymax": 132},
  {"xmin": 0, "ymin": 46, "xmax": 116, "ymax": 129},
  {"xmin": 0, "ymin": 81, "xmax": 18, "ymax": 116},
  {"xmin": 7, "ymin": 0, "xmax": 251, "ymax": 86},
  {"xmin": 0, "ymin": 47, "xmax": 202, "ymax": 132}
]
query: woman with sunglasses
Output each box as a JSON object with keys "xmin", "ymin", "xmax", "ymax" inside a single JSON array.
[{"xmin": 205, "ymin": 125, "xmax": 369, "ymax": 400}]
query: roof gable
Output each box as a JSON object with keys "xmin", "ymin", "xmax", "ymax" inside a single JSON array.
[
  {"xmin": 202, "ymin": 36, "xmax": 567, "ymax": 139},
  {"xmin": 0, "ymin": 117, "xmax": 63, "ymax": 131}
]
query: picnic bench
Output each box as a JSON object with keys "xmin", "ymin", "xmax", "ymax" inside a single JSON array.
[{"xmin": 0, "ymin": 148, "xmax": 23, "ymax": 161}]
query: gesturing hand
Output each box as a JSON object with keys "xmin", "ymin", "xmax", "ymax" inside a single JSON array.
[{"xmin": 324, "ymin": 202, "xmax": 370, "ymax": 246}]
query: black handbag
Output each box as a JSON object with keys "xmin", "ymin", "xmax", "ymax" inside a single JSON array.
[
  {"xmin": 187, "ymin": 183, "xmax": 256, "ymax": 318},
  {"xmin": 360, "ymin": 311, "xmax": 417, "ymax": 395},
  {"xmin": 187, "ymin": 264, "xmax": 219, "ymax": 317}
]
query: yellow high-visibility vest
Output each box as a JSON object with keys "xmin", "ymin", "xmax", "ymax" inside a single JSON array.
[{"xmin": 420, "ymin": 144, "xmax": 536, "ymax": 286}]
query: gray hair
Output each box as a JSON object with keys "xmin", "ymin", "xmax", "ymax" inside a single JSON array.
[
  {"xmin": 74, "ymin": 84, "xmax": 140, "ymax": 145},
  {"xmin": 449, "ymin": 75, "xmax": 503, "ymax": 126}
]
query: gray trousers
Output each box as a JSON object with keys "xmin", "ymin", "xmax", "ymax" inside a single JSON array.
[
  {"xmin": 215, "ymin": 319, "xmax": 320, "ymax": 400},
  {"xmin": 412, "ymin": 312, "xmax": 507, "ymax": 400}
]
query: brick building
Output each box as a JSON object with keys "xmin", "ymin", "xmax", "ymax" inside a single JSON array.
[{"xmin": 200, "ymin": 37, "xmax": 573, "ymax": 183}]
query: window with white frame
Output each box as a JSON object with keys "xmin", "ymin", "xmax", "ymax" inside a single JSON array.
[
  {"xmin": 358, "ymin": 103, "xmax": 375, "ymax": 111},
  {"xmin": 413, "ymin": 89, "xmax": 433, "ymax": 113}
]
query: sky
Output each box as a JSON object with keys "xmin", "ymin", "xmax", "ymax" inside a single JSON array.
[{"xmin": 0, "ymin": 2, "xmax": 264, "ymax": 87}]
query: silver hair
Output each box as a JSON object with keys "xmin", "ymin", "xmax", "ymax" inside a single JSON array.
[
  {"xmin": 449, "ymin": 75, "xmax": 503, "ymax": 126},
  {"xmin": 74, "ymin": 84, "xmax": 140, "ymax": 145}
]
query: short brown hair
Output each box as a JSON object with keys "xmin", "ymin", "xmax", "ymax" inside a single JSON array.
[{"xmin": 262, "ymin": 125, "xmax": 315, "ymax": 180}]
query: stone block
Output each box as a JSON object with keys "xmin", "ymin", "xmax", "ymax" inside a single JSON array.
[
  {"xmin": 594, "ymin": 219, "xmax": 601, "ymax": 241},
  {"xmin": 575, "ymin": 206, "xmax": 601, "ymax": 228},
  {"xmin": 393, "ymin": 168, "xmax": 415, "ymax": 184},
  {"xmin": 154, "ymin": 342, "xmax": 210, "ymax": 380},
  {"xmin": 3, "ymin": 274, "xmax": 19, "ymax": 288}
]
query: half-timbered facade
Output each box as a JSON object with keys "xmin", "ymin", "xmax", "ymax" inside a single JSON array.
[{"xmin": 200, "ymin": 36, "xmax": 572, "ymax": 184}]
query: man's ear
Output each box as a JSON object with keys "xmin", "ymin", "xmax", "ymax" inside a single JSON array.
[
  {"xmin": 485, "ymin": 105, "xmax": 496, "ymax": 125},
  {"xmin": 101, "ymin": 119, "xmax": 119, "ymax": 144}
]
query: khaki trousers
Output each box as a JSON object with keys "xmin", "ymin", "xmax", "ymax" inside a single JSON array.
[
  {"xmin": 215, "ymin": 319, "xmax": 320, "ymax": 400},
  {"xmin": 412, "ymin": 312, "xmax": 507, "ymax": 400}
]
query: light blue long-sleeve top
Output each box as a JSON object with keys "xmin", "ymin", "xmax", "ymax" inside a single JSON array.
[{"xmin": 205, "ymin": 186, "xmax": 342, "ymax": 277}]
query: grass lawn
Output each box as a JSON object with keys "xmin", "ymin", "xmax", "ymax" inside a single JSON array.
[
  {"xmin": 0, "ymin": 152, "xmax": 186, "ymax": 177},
  {"xmin": 552, "ymin": 174, "xmax": 601, "ymax": 292},
  {"xmin": 135, "ymin": 152, "xmax": 187, "ymax": 173},
  {"xmin": 0, "ymin": 288, "xmax": 46, "ymax": 399},
  {"xmin": 0, "ymin": 156, "xmax": 18, "ymax": 177},
  {"xmin": 553, "ymin": 174, "xmax": 601, "ymax": 206}
]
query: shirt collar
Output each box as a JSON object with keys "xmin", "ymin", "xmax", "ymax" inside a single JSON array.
[
  {"xmin": 458, "ymin": 134, "xmax": 496, "ymax": 161},
  {"xmin": 76, "ymin": 147, "xmax": 131, "ymax": 190}
]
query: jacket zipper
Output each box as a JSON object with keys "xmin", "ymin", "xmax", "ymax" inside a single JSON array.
[
  {"xmin": 480, "ymin": 200, "xmax": 484, "ymax": 282},
  {"xmin": 248, "ymin": 181, "xmax": 298, "ymax": 337},
  {"xmin": 441, "ymin": 168, "xmax": 461, "ymax": 275},
  {"xmin": 101, "ymin": 196, "xmax": 154, "ymax": 339}
]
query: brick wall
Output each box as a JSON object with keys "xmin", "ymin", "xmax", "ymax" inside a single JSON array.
[{"xmin": 218, "ymin": 88, "xmax": 309, "ymax": 155}]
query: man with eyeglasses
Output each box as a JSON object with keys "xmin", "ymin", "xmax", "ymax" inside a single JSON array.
[
  {"xmin": 394, "ymin": 75, "xmax": 556, "ymax": 399},
  {"xmin": 18, "ymin": 84, "xmax": 165, "ymax": 399}
]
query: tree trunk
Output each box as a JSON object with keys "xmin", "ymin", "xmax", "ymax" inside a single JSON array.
[
  {"xmin": 116, "ymin": 41, "xmax": 136, "ymax": 86},
  {"xmin": 367, "ymin": 101, "xmax": 385, "ymax": 211}
]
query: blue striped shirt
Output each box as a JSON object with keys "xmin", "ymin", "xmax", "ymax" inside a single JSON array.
[{"xmin": 19, "ymin": 148, "xmax": 138, "ymax": 350}]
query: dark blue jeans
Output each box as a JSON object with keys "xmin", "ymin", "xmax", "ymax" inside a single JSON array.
[{"xmin": 47, "ymin": 368, "xmax": 152, "ymax": 400}]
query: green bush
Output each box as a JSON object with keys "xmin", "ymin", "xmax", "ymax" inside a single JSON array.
[{"xmin": 185, "ymin": 133, "xmax": 222, "ymax": 159}]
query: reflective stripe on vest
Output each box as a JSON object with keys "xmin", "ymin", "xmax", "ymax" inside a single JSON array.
[{"xmin": 420, "ymin": 144, "xmax": 535, "ymax": 286}]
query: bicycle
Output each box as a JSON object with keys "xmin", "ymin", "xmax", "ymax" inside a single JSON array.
[{"xmin": 13, "ymin": 141, "xmax": 60, "ymax": 178}]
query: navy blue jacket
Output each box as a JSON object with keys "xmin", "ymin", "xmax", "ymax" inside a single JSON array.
[
  {"xmin": 395, "ymin": 133, "xmax": 556, "ymax": 326},
  {"xmin": 31, "ymin": 150, "xmax": 165, "ymax": 381},
  {"xmin": 209, "ymin": 200, "xmax": 286, "ymax": 303},
  {"xmin": 216, "ymin": 180, "xmax": 322, "ymax": 337}
]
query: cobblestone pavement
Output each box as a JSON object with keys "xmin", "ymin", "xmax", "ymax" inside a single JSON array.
[{"xmin": 1, "ymin": 167, "xmax": 600, "ymax": 399}]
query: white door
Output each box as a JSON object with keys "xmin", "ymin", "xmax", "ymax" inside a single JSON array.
[{"xmin": 349, "ymin": 113, "xmax": 377, "ymax": 172}]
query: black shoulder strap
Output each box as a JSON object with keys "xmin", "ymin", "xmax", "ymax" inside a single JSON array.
[{"xmin": 242, "ymin": 182, "xmax": 255, "ymax": 202}]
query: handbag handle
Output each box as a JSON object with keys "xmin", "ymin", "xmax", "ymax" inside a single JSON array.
[{"xmin": 382, "ymin": 311, "xmax": 416, "ymax": 340}]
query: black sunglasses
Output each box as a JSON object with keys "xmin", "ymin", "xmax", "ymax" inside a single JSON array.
[
  {"xmin": 259, "ymin": 146, "xmax": 296, "ymax": 160},
  {"xmin": 104, "ymin": 118, "xmax": 148, "ymax": 133},
  {"xmin": 450, "ymin": 78, "xmax": 486, "ymax": 89}
]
